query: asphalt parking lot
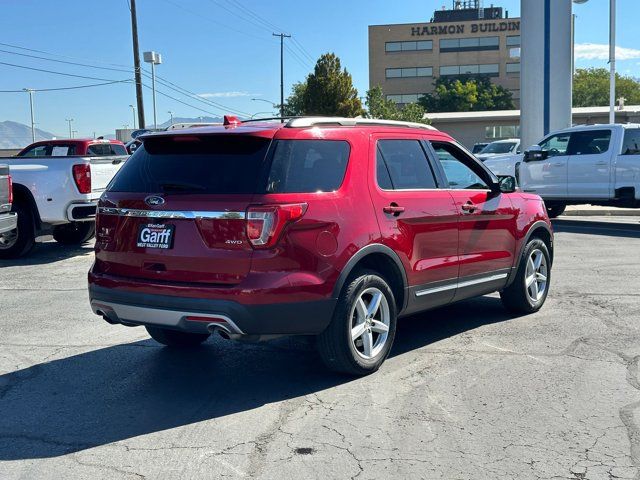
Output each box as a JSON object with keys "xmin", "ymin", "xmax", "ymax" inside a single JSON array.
[{"xmin": 1, "ymin": 218, "xmax": 640, "ymax": 480}]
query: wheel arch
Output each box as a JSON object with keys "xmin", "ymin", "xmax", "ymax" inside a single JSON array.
[
  {"xmin": 332, "ymin": 244, "xmax": 409, "ymax": 313},
  {"xmin": 505, "ymin": 221, "xmax": 554, "ymax": 288},
  {"xmin": 11, "ymin": 183, "xmax": 41, "ymax": 228}
]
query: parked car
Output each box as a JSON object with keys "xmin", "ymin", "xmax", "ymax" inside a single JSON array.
[
  {"xmin": 476, "ymin": 138, "xmax": 521, "ymax": 162},
  {"xmin": 0, "ymin": 140, "xmax": 128, "ymax": 258},
  {"xmin": 0, "ymin": 165, "xmax": 18, "ymax": 247},
  {"xmin": 16, "ymin": 138, "xmax": 128, "ymax": 157},
  {"xmin": 472, "ymin": 142, "xmax": 489, "ymax": 154},
  {"xmin": 89, "ymin": 116, "xmax": 554, "ymax": 375},
  {"xmin": 519, "ymin": 124, "xmax": 640, "ymax": 217}
]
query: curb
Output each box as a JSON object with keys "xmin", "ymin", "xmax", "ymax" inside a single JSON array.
[{"xmin": 563, "ymin": 209, "xmax": 640, "ymax": 217}]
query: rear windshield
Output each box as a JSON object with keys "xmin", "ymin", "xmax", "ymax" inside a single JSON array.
[
  {"xmin": 107, "ymin": 136, "xmax": 350, "ymax": 195},
  {"xmin": 88, "ymin": 143, "xmax": 128, "ymax": 156}
]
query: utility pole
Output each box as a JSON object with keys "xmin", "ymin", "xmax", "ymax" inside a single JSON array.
[
  {"xmin": 273, "ymin": 33, "xmax": 291, "ymax": 120},
  {"xmin": 66, "ymin": 118, "xmax": 74, "ymax": 138},
  {"xmin": 23, "ymin": 89, "xmax": 35, "ymax": 143},
  {"xmin": 129, "ymin": 0, "xmax": 145, "ymax": 129},
  {"xmin": 168, "ymin": 111, "xmax": 174, "ymax": 125}
]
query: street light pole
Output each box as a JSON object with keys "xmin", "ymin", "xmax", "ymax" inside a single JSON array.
[
  {"xmin": 65, "ymin": 118, "xmax": 74, "ymax": 139},
  {"xmin": 143, "ymin": 51, "xmax": 162, "ymax": 130},
  {"xmin": 609, "ymin": 0, "xmax": 616, "ymax": 124},
  {"xmin": 23, "ymin": 89, "xmax": 35, "ymax": 143},
  {"xmin": 129, "ymin": 104, "xmax": 137, "ymax": 129},
  {"xmin": 168, "ymin": 110, "xmax": 174, "ymax": 126},
  {"xmin": 272, "ymin": 33, "xmax": 291, "ymax": 120}
]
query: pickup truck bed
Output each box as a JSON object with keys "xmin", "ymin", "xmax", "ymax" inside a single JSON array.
[{"xmin": 0, "ymin": 154, "xmax": 126, "ymax": 258}]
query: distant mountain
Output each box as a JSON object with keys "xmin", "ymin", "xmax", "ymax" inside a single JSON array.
[
  {"xmin": 158, "ymin": 116, "xmax": 225, "ymax": 129},
  {"xmin": 0, "ymin": 121, "xmax": 56, "ymax": 149}
]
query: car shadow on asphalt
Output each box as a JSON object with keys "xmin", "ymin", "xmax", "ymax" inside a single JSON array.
[
  {"xmin": 0, "ymin": 296, "xmax": 513, "ymax": 461},
  {"xmin": 0, "ymin": 239, "xmax": 94, "ymax": 267}
]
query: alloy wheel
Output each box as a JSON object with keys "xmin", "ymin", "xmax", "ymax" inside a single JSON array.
[
  {"xmin": 350, "ymin": 287, "xmax": 391, "ymax": 360},
  {"xmin": 525, "ymin": 248, "xmax": 548, "ymax": 303}
]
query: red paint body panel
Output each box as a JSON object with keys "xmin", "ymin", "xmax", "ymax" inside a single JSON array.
[
  {"xmin": 17, "ymin": 138, "xmax": 126, "ymax": 156},
  {"xmin": 89, "ymin": 120, "xmax": 552, "ymax": 332}
]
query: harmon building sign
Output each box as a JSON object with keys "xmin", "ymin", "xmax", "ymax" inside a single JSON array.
[{"xmin": 411, "ymin": 21, "xmax": 520, "ymax": 36}]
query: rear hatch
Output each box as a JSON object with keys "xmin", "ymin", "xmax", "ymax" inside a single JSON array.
[{"xmin": 94, "ymin": 133, "xmax": 272, "ymax": 285}]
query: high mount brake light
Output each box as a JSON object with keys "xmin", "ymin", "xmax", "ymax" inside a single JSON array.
[
  {"xmin": 246, "ymin": 203, "xmax": 307, "ymax": 249},
  {"xmin": 72, "ymin": 164, "xmax": 91, "ymax": 194}
]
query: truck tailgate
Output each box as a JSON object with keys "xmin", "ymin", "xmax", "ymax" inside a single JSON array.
[
  {"xmin": 0, "ymin": 164, "xmax": 10, "ymax": 211},
  {"xmin": 90, "ymin": 156, "xmax": 127, "ymax": 193}
]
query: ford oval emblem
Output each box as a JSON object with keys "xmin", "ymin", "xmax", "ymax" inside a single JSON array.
[{"xmin": 145, "ymin": 195, "xmax": 165, "ymax": 207}]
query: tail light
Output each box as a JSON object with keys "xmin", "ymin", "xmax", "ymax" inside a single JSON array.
[
  {"xmin": 72, "ymin": 164, "xmax": 91, "ymax": 194},
  {"xmin": 6, "ymin": 174, "xmax": 12, "ymax": 205},
  {"xmin": 246, "ymin": 203, "xmax": 307, "ymax": 249}
]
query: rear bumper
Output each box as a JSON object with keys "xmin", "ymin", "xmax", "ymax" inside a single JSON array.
[
  {"xmin": 67, "ymin": 201, "xmax": 98, "ymax": 222},
  {"xmin": 0, "ymin": 212, "xmax": 17, "ymax": 234},
  {"xmin": 88, "ymin": 284, "xmax": 337, "ymax": 336}
]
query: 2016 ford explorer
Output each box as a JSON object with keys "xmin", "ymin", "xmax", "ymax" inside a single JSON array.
[{"xmin": 89, "ymin": 117, "xmax": 553, "ymax": 375}]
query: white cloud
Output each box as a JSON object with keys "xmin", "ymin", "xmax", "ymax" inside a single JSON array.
[
  {"xmin": 197, "ymin": 91, "xmax": 259, "ymax": 98},
  {"xmin": 575, "ymin": 43, "xmax": 640, "ymax": 61}
]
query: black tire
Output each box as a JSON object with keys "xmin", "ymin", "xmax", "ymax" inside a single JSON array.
[
  {"xmin": 546, "ymin": 204, "xmax": 566, "ymax": 218},
  {"xmin": 52, "ymin": 222, "xmax": 96, "ymax": 245},
  {"xmin": 317, "ymin": 270, "xmax": 397, "ymax": 376},
  {"xmin": 145, "ymin": 326, "xmax": 210, "ymax": 347},
  {"xmin": 501, "ymin": 238, "xmax": 551, "ymax": 314},
  {"xmin": 0, "ymin": 200, "xmax": 36, "ymax": 259}
]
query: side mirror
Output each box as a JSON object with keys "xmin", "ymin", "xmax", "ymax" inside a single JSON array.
[
  {"xmin": 493, "ymin": 175, "xmax": 517, "ymax": 194},
  {"xmin": 523, "ymin": 145, "xmax": 547, "ymax": 162}
]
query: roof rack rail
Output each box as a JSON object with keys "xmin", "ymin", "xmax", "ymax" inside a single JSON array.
[
  {"xmin": 241, "ymin": 116, "xmax": 299, "ymax": 124},
  {"xmin": 285, "ymin": 117, "xmax": 436, "ymax": 131}
]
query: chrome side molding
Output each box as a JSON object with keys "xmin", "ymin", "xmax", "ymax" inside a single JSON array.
[
  {"xmin": 415, "ymin": 272, "xmax": 508, "ymax": 297},
  {"xmin": 98, "ymin": 207, "xmax": 245, "ymax": 220}
]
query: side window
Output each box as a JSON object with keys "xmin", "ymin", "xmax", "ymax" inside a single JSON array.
[
  {"xmin": 110, "ymin": 144, "xmax": 128, "ymax": 156},
  {"xmin": 539, "ymin": 133, "xmax": 570, "ymax": 157},
  {"xmin": 567, "ymin": 130, "xmax": 611, "ymax": 156},
  {"xmin": 622, "ymin": 129, "xmax": 640, "ymax": 155},
  {"xmin": 431, "ymin": 142, "xmax": 490, "ymax": 190},
  {"xmin": 376, "ymin": 140, "xmax": 437, "ymax": 190},
  {"xmin": 265, "ymin": 140, "xmax": 350, "ymax": 193},
  {"xmin": 87, "ymin": 144, "xmax": 111, "ymax": 156},
  {"xmin": 20, "ymin": 145, "xmax": 49, "ymax": 157}
]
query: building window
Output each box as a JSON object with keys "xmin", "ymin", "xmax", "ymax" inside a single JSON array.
[
  {"xmin": 385, "ymin": 40, "xmax": 433, "ymax": 53},
  {"xmin": 386, "ymin": 93, "xmax": 427, "ymax": 104},
  {"xmin": 506, "ymin": 35, "xmax": 521, "ymax": 46},
  {"xmin": 439, "ymin": 64, "xmax": 499, "ymax": 77},
  {"xmin": 506, "ymin": 62, "xmax": 520, "ymax": 74},
  {"xmin": 486, "ymin": 125, "xmax": 520, "ymax": 139},
  {"xmin": 439, "ymin": 36, "xmax": 499, "ymax": 53},
  {"xmin": 386, "ymin": 67, "xmax": 433, "ymax": 79}
]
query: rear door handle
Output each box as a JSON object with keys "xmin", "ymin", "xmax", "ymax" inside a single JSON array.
[
  {"xmin": 595, "ymin": 161, "xmax": 608, "ymax": 166},
  {"xmin": 383, "ymin": 204, "xmax": 405, "ymax": 216},
  {"xmin": 461, "ymin": 202, "xmax": 477, "ymax": 214},
  {"xmin": 552, "ymin": 162, "xmax": 564, "ymax": 167}
]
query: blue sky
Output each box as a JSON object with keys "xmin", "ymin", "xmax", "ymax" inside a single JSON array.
[{"xmin": 0, "ymin": 0, "xmax": 638, "ymax": 139}]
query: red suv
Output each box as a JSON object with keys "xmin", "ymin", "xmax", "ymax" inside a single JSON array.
[{"xmin": 88, "ymin": 117, "xmax": 553, "ymax": 375}]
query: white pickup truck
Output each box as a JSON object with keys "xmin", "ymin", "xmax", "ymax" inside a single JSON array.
[
  {"xmin": 486, "ymin": 124, "xmax": 640, "ymax": 217},
  {"xmin": 0, "ymin": 139, "xmax": 127, "ymax": 258}
]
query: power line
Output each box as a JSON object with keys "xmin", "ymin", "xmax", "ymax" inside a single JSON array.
[
  {"xmin": 0, "ymin": 60, "xmax": 129, "ymax": 82},
  {"xmin": 291, "ymin": 36, "xmax": 316, "ymax": 63},
  {"xmin": 141, "ymin": 81, "xmax": 222, "ymax": 117},
  {"xmin": 0, "ymin": 80, "xmax": 132, "ymax": 93},
  {"xmin": 0, "ymin": 48, "xmax": 133, "ymax": 73},
  {"xmin": 0, "ymin": 41, "xmax": 133, "ymax": 69}
]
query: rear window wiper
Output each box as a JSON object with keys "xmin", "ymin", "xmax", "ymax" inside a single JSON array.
[{"xmin": 160, "ymin": 182, "xmax": 206, "ymax": 192}]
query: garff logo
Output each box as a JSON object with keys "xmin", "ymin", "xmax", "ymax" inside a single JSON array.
[{"xmin": 145, "ymin": 195, "xmax": 165, "ymax": 207}]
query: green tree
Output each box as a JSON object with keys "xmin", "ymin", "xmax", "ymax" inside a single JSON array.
[
  {"xmin": 365, "ymin": 86, "xmax": 430, "ymax": 124},
  {"xmin": 284, "ymin": 53, "xmax": 363, "ymax": 117},
  {"xmin": 573, "ymin": 68, "xmax": 640, "ymax": 107},
  {"xmin": 420, "ymin": 76, "xmax": 515, "ymax": 112}
]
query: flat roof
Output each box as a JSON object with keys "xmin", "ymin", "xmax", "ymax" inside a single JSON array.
[{"xmin": 425, "ymin": 105, "xmax": 640, "ymax": 123}]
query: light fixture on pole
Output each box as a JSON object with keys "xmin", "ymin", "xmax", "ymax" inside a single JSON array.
[
  {"xmin": 572, "ymin": 0, "xmax": 616, "ymax": 123},
  {"xmin": 143, "ymin": 51, "xmax": 162, "ymax": 130},
  {"xmin": 23, "ymin": 88, "xmax": 36, "ymax": 143},
  {"xmin": 65, "ymin": 118, "xmax": 74, "ymax": 139},
  {"xmin": 129, "ymin": 104, "xmax": 137, "ymax": 129},
  {"xmin": 168, "ymin": 110, "xmax": 174, "ymax": 126}
]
